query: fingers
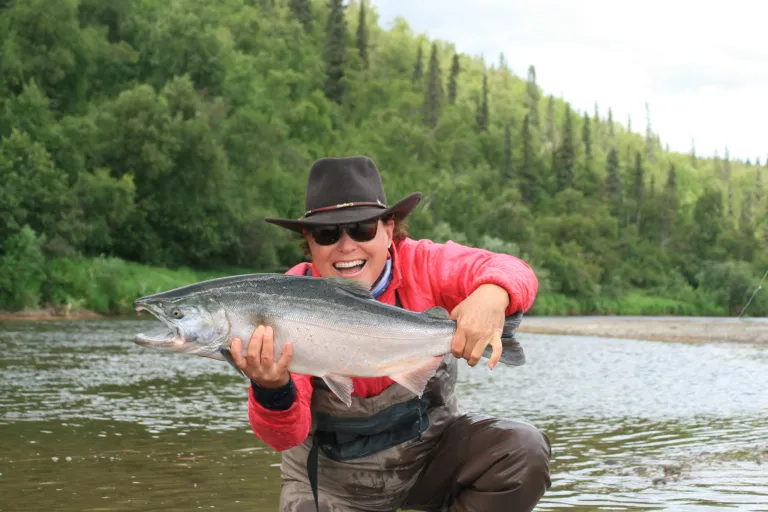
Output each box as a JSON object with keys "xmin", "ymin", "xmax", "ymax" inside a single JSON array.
[
  {"xmin": 230, "ymin": 337, "xmax": 245, "ymax": 370},
  {"xmin": 450, "ymin": 294, "xmax": 507, "ymax": 368},
  {"xmin": 261, "ymin": 326, "xmax": 275, "ymax": 365},
  {"xmin": 246, "ymin": 326, "xmax": 264, "ymax": 370},
  {"xmin": 487, "ymin": 332, "xmax": 503, "ymax": 370},
  {"xmin": 462, "ymin": 335, "xmax": 475, "ymax": 361},
  {"xmin": 455, "ymin": 321, "xmax": 503, "ymax": 368},
  {"xmin": 276, "ymin": 342, "xmax": 293, "ymax": 374},
  {"xmin": 468, "ymin": 331, "xmax": 492, "ymax": 367},
  {"xmin": 451, "ymin": 328, "xmax": 466, "ymax": 358}
]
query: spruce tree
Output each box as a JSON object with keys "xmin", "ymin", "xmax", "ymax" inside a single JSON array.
[
  {"xmin": 503, "ymin": 122, "xmax": 512, "ymax": 182},
  {"xmin": 520, "ymin": 113, "xmax": 536, "ymax": 203},
  {"xmin": 447, "ymin": 53, "xmax": 459, "ymax": 104},
  {"xmin": 592, "ymin": 102, "xmax": 601, "ymax": 144},
  {"xmin": 289, "ymin": 0, "xmax": 312, "ymax": 33},
  {"xmin": 741, "ymin": 190, "xmax": 753, "ymax": 226},
  {"xmin": 661, "ymin": 163, "xmax": 677, "ymax": 248},
  {"xmin": 498, "ymin": 52, "xmax": 510, "ymax": 86},
  {"xmin": 645, "ymin": 102, "xmax": 654, "ymax": 163},
  {"xmin": 526, "ymin": 65, "xmax": 539, "ymax": 128},
  {"xmin": 713, "ymin": 149, "xmax": 722, "ymax": 179},
  {"xmin": 475, "ymin": 72, "xmax": 489, "ymax": 131},
  {"xmin": 545, "ymin": 95, "xmax": 555, "ymax": 146},
  {"xmin": 607, "ymin": 107, "xmax": 615, "ymax": 137},
  {"xmin": 356, "ymin": 0, "xmax": 368, "ymax": 67},
  {"xmin": 606, "ymin": 147, "xmax": 622, "ymax": 217},
  {"xmin": 739, "ymin": 189, "xmax": 757, "ymax": 261},
  {"xmin": 555, "ymin": 105, "xmax": 575, "ymax": 192},
  {"xmin": 412, "ymin": 44, "xmax": 423, "ymax": 83},
  {"xmin": 423, "ymin": 42, "xmax": 443, "ymax": 128},
  {"xmin": 690, "ymin": 138, "xmax": 697, "ymax": 168},
  {"xmin": 725, "ymin": 147, "xmax": 734, "ymax": 218},
  {"xmin": 582, "ymin": 111, "xmax": 592, "ymax": 161},
  {"xmin": 323, "ymin": 0, "xmax": 347, "ymax": 104},
  {"xmin": 634, "ymin": 152, "xmax": 644, "ymax": 225}
]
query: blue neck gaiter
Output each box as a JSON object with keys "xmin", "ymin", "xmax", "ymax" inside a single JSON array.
[{"xmin": 369, "ymin": 258, "xmax": 392, "ymax": 299}]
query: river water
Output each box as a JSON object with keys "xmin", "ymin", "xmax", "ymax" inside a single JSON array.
[{"xmin": 1, "ymin": 318, "xmax": 766, "ymax": 511}]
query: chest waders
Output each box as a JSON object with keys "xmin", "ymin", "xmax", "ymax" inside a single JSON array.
[
  {"xmin": 308, "ymin": 299, "xmax": 437, "ymax": 510},
  {"xmin": 302, "ymin": 268, "xmax": 449, "ymax": 511}
]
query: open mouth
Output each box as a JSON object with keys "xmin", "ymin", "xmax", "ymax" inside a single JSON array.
[
  {"xmin": 333, "ymin": 259, "xmax": 366, "ymax": 275},
  {"xmin": 134, "ymin": 305, "xmax": 183, "ymax": 347}
]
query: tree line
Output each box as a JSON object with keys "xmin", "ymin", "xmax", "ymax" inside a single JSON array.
[{"xmin": 0, "ymin": 0, "xmax": 766, "ymax": 316}]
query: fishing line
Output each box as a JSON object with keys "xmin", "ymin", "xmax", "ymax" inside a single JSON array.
[{"xmin": 738, "ymin": 268, "xmax": 768, "ymax": 319}]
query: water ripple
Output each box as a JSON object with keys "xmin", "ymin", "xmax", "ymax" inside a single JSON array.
[{"xmin": 1, "ymin": 319, "xmax": 767, "ymax": 510}]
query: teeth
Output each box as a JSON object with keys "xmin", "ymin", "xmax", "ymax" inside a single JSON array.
[{"xmin": 334, "ymin": 260, "xmax": 365, "ymax": 269}]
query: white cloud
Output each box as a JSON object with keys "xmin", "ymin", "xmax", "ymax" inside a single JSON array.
[{"xmin": 369, "ymin": 0, "xmax": 768, "ymax": 161}]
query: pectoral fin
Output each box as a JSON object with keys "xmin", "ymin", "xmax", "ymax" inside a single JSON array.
[
  {"xmin": 219, "ymin": 347, "xmax": 247, "ymax": 379},
  {"xmin": 390, "ymin": 356, "xmax": 443, "ymax": 397},
  {"xmin": 322, "ymin": 374, "xmax": 355, "ymax": 407}
]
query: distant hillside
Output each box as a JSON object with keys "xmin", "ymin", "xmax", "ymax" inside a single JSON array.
[{"xmin": 0, "ymin": 0, "xmax": 765, "ymax": 316}]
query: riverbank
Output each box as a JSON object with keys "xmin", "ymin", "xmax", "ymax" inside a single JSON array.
[
  {"xmin": 5, "ymin": 253, "xmax": 767, "ymax": 319},
  {"xmin": 519, "ymin": 316, "xmax": 768, "ymax": 345},
  {"xmin": 0, "ymin": 306, "xmax": 103, "ymax": 321}
]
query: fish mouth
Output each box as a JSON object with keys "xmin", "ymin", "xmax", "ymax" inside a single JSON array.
[{"xmin": 134, "ymin": 304, "xmax": 184, "ymax": 349}]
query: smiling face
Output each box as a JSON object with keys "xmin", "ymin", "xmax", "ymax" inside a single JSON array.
[{"xmin": 305, "ymin": 217, "xmax": 394, "ymax": 288}]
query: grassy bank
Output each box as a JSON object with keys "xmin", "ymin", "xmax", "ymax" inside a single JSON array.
[
  {"xmin": 0, "ymin": 255, "xmax": 261, "ymax": 317},
  {"xmin": 530, "ymin": 292, "xmax": 729, "ymax": 316},
  {"xmin": 2, "ymin": 254, "xmax": 762, "ymax": 319}
]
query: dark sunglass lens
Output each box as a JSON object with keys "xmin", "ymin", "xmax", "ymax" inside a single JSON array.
[
  {"xmin": 311, "ymin": 226, "xmax": 341, "ymax": 245},
  {"xmin": 347, "ymin": 221, "xmax": 378, "ymax": 242}
]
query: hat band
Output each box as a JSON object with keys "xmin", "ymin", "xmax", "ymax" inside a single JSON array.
[{"xmin": 301, "ymin": 201, "xmax": 387, "ymax": 219}]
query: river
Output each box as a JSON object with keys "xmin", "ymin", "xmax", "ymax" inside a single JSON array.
[{"xmin": 1, "ymin": 318, "xmax": 766, "ymax": 511}]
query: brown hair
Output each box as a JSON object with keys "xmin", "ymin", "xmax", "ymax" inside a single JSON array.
[{"xmin": 298, "ymin": 215, "xmax": 409, "ymax": 257}]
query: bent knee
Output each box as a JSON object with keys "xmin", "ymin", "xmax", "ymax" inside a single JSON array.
[{"xmin": 497, "ymin": 420, "xmax": 552, "ymax": 477}]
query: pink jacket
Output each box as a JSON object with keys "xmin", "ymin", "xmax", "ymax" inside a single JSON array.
[{"xmin": 247, "ymin": 237, "xmax": 538, "ymax": 451}]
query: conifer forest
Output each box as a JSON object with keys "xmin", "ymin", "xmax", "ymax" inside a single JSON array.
[{"xmin": 1, "ymin": 0, "xmax": 766, "ymax": 316}]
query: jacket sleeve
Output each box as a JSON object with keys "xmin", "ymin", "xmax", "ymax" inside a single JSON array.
[
  {"xmin": 411, "ymin": 239, "xmax": 538, "ymax": 315},
  {"xmin": 246, "ymin": 261, "xmax": 315, "ymax": 451},
  {"xmin": 247, "ymin": 372, "xmax": 314, "ymax": 451}
]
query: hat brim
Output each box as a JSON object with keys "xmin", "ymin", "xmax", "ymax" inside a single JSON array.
[{"xmin": 264, "ymin": 192, "xmax": 422, "ymax": 233}]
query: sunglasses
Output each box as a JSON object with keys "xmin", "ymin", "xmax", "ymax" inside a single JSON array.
[{"xmin": 308, "ymin": 221, "xmax": 380, "ymax": 246}]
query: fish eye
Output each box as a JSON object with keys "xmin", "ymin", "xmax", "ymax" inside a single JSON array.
[{"xmin": 171, "ymin": 308, "xmax": 184, "ymax": 319}]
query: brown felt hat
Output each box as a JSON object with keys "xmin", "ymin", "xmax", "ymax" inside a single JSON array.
[{"xmin": 264, "ymin": 156, "xmax": 421, "ymax": 232}]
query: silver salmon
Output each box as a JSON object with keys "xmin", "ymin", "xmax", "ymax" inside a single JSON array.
[{"xmin": 133, "ymin": 273, "xmax": 525, "ymax": 406}]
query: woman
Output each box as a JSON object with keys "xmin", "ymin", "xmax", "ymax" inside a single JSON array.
[{"xmin": 230, "ymin": 156, "xmax": 551, "ymax": 512}]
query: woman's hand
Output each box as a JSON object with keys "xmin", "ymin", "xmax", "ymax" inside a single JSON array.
[
  {"xmin": 449, "ymin": 284, "xmax": 510, "ymax": 369},
  {"xmin": 230, "ymin": 325, "xmax": 293, "ymax": 388}
]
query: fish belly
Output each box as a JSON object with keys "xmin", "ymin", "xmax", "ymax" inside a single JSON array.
[{"xmin": 274, "ymin": 319, "xmax": 451, "ymax": 378}]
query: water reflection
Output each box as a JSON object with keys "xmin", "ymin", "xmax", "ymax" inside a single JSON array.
[{"xmin": 1, "ymin": 319, "xmax": 767, "ymax": 511}]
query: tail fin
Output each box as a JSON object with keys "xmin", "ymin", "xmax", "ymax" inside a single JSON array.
[{"xmin": 483, "ymin": 311, "xmax": 526, "ymax": 366}]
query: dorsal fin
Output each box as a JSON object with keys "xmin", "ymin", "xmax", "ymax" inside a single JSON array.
[
  {"xmin": 423, "ymin": 306, "xmax": 450, "ymax": 319},
  {"xmin": 323, "ymin": 277, "xmax": 373, "ymax": 299}
]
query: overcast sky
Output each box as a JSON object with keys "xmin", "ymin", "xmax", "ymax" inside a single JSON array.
[{"xmin": 370, "ymin": 0, "xmax": 767, "ymax": 162}]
